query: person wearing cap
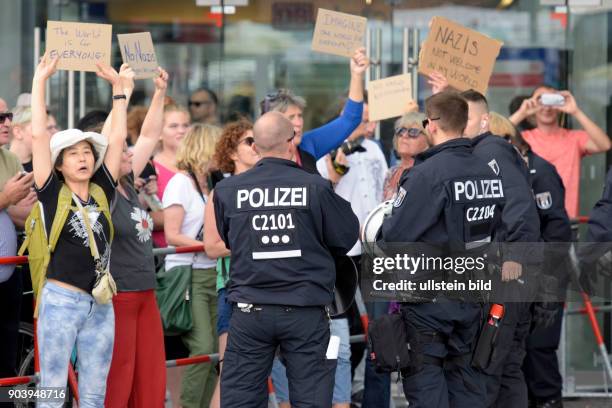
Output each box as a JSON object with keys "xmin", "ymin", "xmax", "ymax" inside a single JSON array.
[
  {"xmin": 31, "ymin": 54, "xmax": 132, "ymax": 407},
  {"xmin": 214, "ymin": 112, "xmax": 359, "ymax": 407}
]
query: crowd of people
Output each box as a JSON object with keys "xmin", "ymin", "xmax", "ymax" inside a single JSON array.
[{"xmin": 0, "ymin": 42, "xmax": 610, "ymax": 408}]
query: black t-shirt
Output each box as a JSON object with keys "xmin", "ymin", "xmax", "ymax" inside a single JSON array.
[
  {"xmin": 110, "ymin": 174, "xmax": 156, "ymax": 292},
  {"xmin": 35, "ymin": 165, "xmax": 116, "ymax": 292},
  {"xmin": 22, "ymin": 160, "xmax": 33, "ymax": 173}
]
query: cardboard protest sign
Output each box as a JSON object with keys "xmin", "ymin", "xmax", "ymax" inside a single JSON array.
[
  {"xmin": 311, "ymin": 9, "xmax": 367, "ymax": 58},
  {"xmin": 418, "ymin": 17, "xmax": 503, "ymax": 94},
  {"xmin": 367, "ymin": 74, "xmax": 413, "ymax": 122},
  {"xmin": 117, "ymin": 32, "xmax": 158, "ymax": 79},
  {"xmin": 46, "ymin": 21, "xmax": 112, "ymax": 72}
]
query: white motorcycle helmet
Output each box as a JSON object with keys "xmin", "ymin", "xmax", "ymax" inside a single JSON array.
[{"xmin": 360, "ymin": 199, "xmax": 394, "ymax": 258}]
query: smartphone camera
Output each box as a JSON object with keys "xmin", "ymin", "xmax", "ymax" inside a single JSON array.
[{"xmin": 539, "ymin": 93, "xmax": 565, "ymax": 107}]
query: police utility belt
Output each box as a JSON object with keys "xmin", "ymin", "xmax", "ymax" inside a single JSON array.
[{"xmin": 236, "ymin": 302, "xmax": 329, "ymax": 315}]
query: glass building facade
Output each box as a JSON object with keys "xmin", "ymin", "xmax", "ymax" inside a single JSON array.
[{"xmin": 1, "ymin": 0, "xmax": 612, "ymax": 394}]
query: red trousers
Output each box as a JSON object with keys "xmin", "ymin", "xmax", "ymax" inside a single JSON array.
[{"xmin": 105, "ymin": 290, "xmax": 166, "ymax": 408}]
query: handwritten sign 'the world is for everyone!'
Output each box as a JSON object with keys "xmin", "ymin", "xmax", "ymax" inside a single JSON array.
[
  {"xmin": 419, "ymin": 17, "xmax": 503, "ymax": 94},
  {"xmin": 117, "ymin": 32, "xmax": 159, "ymax": 79},
  {"xmin": 311, "ymin": 9, "xmax": 367, "ymax": 58},
  {"xmin": 46, "ymin": 21, "xmax": 112, "ymax": 72}
]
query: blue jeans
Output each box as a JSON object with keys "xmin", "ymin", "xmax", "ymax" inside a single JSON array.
[
  {"xmin": 272, "ymin": 318, "xmax": 352, "ymax": 404},
  {"xmin": 37, "ymin": 281, "xmax": 115, "ymax": 408}
]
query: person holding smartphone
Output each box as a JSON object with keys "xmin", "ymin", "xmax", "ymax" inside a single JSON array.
[{"xmin": 509, "ymin": 86, "xmax": 611, "ymax": 218}]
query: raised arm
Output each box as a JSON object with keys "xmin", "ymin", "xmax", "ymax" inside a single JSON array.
[
  {"xmin": 96, "ymin": 63, "xmax": 133, "ymax": 181},
  {"xmin": 101, "ymin": 69, "xmax": 135, "ymax": 138},
  {"xmin": 299, "ymin": 48, "xmax": 368, "ymax": 159},
  {"xmin": 31, "ymin": 54, "xmax": 59, "ymax": 188},
  {"xmin": 132, "ymin": 67, "xmax": 169, "ymax": 178},
  {"xmin": 558, "ymin": 91, "xmax": 612, "ymax": 154}
]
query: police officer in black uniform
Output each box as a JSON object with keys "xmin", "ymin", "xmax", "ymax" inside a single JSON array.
[
  {"xmin": 380, "ymin": 92, "xmax": 505, "ymax": 408},
  {"xmin": 580, "ymin": 168, "xmax": 612, "ymax": 296},
  {"xmin": 507, "ymin": 129, "xmax": 571, "ymax": 408},
  {"xmin": 461, "ymin": 90, "xmax": 541, "ymax": 408},
  {"xmin": 214, "ymin": 112, "xmax": 360, "ymax": 408}
]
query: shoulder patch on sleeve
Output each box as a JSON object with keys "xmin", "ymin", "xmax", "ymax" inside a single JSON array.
[
  {"xmin": 488, "ymin": 159, "xmax": 500, "ymax": 176},
  {"xmin": 535, "ymin": 191, "xmax": 552, "ymax": 210},
  {"xmin": 393, "ymin": 186, "xmax": 407, "ymax": 208}
]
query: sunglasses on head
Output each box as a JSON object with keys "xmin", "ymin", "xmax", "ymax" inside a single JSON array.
[
  {"xmin": 422, "ymin": 117, "xmax": 440, "ymax": 128},
  {"xmin": 261, "ymin": 92, "xmax": 281, "ymax": 114},
  {"xmin": 395, "ymin": 127, "xmax": 422, "ymax": 138},
  {"xmin": 0, "ymin": 112, "xmax": 13, "ymax": 122}
]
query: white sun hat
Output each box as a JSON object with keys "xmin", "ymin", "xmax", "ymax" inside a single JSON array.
[{"xmin": 50, "ymin": 129, "xmax": 108, "ymax": 172}]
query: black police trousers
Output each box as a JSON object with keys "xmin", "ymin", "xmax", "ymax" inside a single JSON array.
[
  {"xmin": 481, "ymin": 301, "xmax": 532, "ymax": 408},
  {"xmin": 220, "ymin": 304, "xmax": 336, "ymax": 408},
  {"xmin": 401, "ymin": 299, "xmax": 485, "ymax": 408},
  {"xmin": 523, "ymin": 302, "xmax": 564, "ymax": 402}
]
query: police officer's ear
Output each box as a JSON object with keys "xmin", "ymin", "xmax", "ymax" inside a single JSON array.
[{"xmin": 480, "ymin": 113, "xmax": 489, "ymax": 130}]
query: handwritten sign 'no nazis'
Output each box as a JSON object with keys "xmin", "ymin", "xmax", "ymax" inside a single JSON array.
[
  {"xmin": 117, "ymin": 32, "xmax": 158, "ymax": 79},
  {"xmin": 311, "ymin": 9, "xmax": 367, "ymax": 58},
  {"xmin": 46, "ymin": 21, "xmax": 112, "ymax": 72},
  {"xmin": 419, "ymin": 17, "xmax": 503, "ymax": 94}
]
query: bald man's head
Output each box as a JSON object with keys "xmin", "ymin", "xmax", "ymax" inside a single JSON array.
[
  {"xmin": 0, "ymin": 98, "xmax": 7, "ymax": 112},
  {"xmin": 253, "ymin": 111, "xmax": 294, "ymax": 158}
]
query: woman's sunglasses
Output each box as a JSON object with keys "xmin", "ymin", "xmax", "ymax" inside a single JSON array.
[
  {"xmin": 395, "ymin": 127, "xmax": 422, "ymax": 138},
  {"xmin": 0, "ymin": 112, "xmax": 13, "ymax": 123},
  {"xmin": 239, "ymin": 136, "xmax": 255, "ymax": 146}
]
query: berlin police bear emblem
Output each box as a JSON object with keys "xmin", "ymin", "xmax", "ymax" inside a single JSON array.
[{"xmin": 535, "ymin": 191, "xmax": 552, "ymax": 210}]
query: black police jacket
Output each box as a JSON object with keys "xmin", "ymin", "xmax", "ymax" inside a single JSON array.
[
  {"xmin": 381, "ymin": 138, "xmax": 504, "ymax": 252},
  {"xmin": 583, "ymin": 167, "xmax": 612, "ymax": 258},
  {"xmin": 297, "ymin": 147, "xmax": 320, "ymax": 175},
  {"xmin": 213, "ymin": 157, "xmax": 359, "ymax": 306},
  {"xmin": 527, "ymin": 150, "xmax": 572, "ymax": 243},
  {"xmin": 471, "ymin": 133, "xmax": 541, "ymax": 263}
]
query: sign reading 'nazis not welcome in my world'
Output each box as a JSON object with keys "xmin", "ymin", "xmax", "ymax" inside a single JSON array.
[
  {"xmin": 46, "ymin": 21, "xmax": 112, "ymax": 72},
  {"xmin": 419, "ymin": 17, "xmax": 503, "ymax": 94},
  {"xmin": 311, "ymin": 9, "xmax": 367, "ymax": 58}
]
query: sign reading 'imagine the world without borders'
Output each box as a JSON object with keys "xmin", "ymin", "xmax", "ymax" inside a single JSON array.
[{"xmin": 311, "ymin": 8, "xmax": 367, "ymax": 58}]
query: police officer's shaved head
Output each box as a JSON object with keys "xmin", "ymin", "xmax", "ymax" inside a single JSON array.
[
  {"xmin": 460, "ymin": 90, "xmax": 490, "ymax": 138},
  {"xmin": 253, "ymin": 111, "xmax": 294, "ymax": 157},
  {"xmin": 460, "ymin": 90, "xmax": 489, "ymax": 112},
  {"xmin": 425, "ymin": 92, "xmax": 468, "ymax": 137}
]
